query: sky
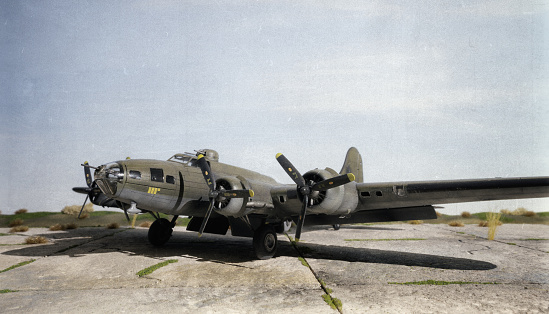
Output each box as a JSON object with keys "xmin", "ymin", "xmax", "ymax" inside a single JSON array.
[{"xmin": 1, "ymin": 1, "xmax": 548, "ymax": 215}]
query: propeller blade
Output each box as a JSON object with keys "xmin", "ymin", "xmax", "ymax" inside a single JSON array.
[
  {"xmin": 311, "ymin": 173, "xmax": 355, "ymax": 191},
  {"xmin": 220, "ymin": 189, "xmax": 254, "ymax": 199},
  {"xmin": 78, "ymin": 195, "xmax": 89, "ymax": 219},
  {"xmin": 84, "ymin": 161, "xmax": 93, "ymax": 187},
  {"xmin": 73, "ymin": 187, "xmax": 92, "ymax": 194},
  {"xmin": 198, "ymin": 198, "xmax": 215, "ymax": 237},
  {"xmin": 197, "ymin": 154, "xmax": 216, "ymax": 191},
  {"xmin": 276, "ymin": 153, "xmax": 306, "ymax": 187},
  {"xmin": 294, "ymin": 194, "xmax": 308, "ymax": 242}
]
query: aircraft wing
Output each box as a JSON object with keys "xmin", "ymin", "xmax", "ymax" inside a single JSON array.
[
  {"xmin": 355, "ymin": 176, "xmax": 549, "ymax": 210},
  {"xmin": 304, "ymin": 177, "xmax": 549, "ymax": 226}
]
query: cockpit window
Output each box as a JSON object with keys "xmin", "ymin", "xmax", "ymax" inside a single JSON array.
[
  {"xmin": 168, "ymin": 154, "xmax": 199, "ymax": 167},
  {"xmin": 129, "ymin": 170, "xmax": 141, "ymax": 180},
  {"xmin": 150, "ymin": 168, "xmax": 164, "ymax": 182},
  {"xmin": 169, "ymin": 155, "xmax": 192, "ymax": 164}
]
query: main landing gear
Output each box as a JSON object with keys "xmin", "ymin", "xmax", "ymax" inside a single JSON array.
[
  {"xmin": 253, "ymin": 224, "xmax": 278, "ymax": 260},
  {"xmin": 148, "ymin": 215, "xmax": 178, "ymax": 247}
]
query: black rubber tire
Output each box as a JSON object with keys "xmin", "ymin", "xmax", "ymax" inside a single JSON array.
[
  {"xmin": 253, "ymin": 225, "xmax": 278, "ymax": 260},
  {"xmin": 333, "ymin": 224, "xmax": 340, "ymax": 230},
  {"xmin": 148, "ymin": 218, "xmax": 173, "ymax": 247}
]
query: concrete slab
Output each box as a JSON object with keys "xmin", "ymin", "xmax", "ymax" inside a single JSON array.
[{"xmin": 0, "ymin": 224, "xmax": 548, "ymax": 313}]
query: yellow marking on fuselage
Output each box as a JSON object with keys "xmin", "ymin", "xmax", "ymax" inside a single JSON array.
[{"xmin": 147, "ymin": 187, "xmax": 161, "ymax": 195}]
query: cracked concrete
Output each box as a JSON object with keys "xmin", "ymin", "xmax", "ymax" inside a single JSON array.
[{"xmin": 1, "ymin": 224, "xmax": 548, "ymax": 313}]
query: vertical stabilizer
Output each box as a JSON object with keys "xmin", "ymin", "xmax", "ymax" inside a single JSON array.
[{"xmin": 339, "ymin": 147, "xmax": 363, "ymax": 183}]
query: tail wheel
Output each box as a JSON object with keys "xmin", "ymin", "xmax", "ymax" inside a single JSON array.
[
  {"xmin": 148, "ymin": 218, "xmax": 173, "ymax": 246},
  {"xmin": 253, "ymin": 225, "xmax": 277, "ymax": 260}
]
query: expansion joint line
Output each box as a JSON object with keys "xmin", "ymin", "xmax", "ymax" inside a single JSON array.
[{"xmin": 286, "ymin": 234, "xmax": 343, "ymax": 313}]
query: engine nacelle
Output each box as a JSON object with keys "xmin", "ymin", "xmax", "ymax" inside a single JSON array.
[
  {"xmin": 213, "ymin": 176, "xmax": 248, "ymax": 217},
  {"xmin": 303, "ymin": 168, "xmax": 345, "ymax": 215}
]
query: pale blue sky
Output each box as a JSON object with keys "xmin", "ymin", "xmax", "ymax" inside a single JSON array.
[{"xmin": 1, "ymin": 1, "xmax": 548, "ymax": 214}]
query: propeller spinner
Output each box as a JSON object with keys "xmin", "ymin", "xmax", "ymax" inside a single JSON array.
[{"xmin": 276, "ymin": 153, "xmax": 355, "ymax": 241}]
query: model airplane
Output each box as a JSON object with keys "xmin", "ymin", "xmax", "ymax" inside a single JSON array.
[{"xmin": 73, "ymin": 147, "xmax": 549, "ymax": 259}]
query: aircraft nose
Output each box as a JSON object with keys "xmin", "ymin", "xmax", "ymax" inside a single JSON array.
[{"xmin": 94, "ymin": 162, "xmax": 124, "ymax": 196}]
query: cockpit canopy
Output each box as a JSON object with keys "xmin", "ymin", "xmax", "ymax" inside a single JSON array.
[{"xmin": 168, "ymin": 149, "xmax": 219, "ymax": 164}]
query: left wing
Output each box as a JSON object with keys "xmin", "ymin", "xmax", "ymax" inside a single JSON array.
[
  {"xmin": 355, "ymin": 176, "xmax": 549, "ymax": 210},
  {"xmin": 303, "ymin": 176, "xmax": 549, "ymax": 226}
]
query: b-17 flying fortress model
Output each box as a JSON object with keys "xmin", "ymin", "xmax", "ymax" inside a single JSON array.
[{"xmin": 73, "ymin": 148, "xmax": 549, "ymax": 259}]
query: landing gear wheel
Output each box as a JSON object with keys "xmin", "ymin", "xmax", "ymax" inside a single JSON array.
[
  {"xmin": 333, "ymin": 224, "xmax": 340, "ymax": 230},
  {"xmin": 253, "ymin": 225, "xmax": 278, "ymax": 260},
  {"xmin": 148, "ymin": 218, "xmax": 173, "ymax": 247}
]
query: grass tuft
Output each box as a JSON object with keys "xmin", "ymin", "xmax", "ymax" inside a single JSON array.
[
  {"xmin": 345, "ymin": 238, "xmax": 426, "ymax": 242},
  {"xmin": 408, "ymin": 220, "xmax": 423, "ymax": 224},
  {"xmin": 0, "ymin": 289, "xmax": 18, "ymax": 293},
  {"xmin": 461, "ymin": 211, "xmax": 472, "ymax": 218},
  {"xmin": 389, "ymin": 280, "xmax": 499, "ymax": 285},
  {"xmin": 62, "ymin": 203, "xmax": 94, "ymax": 215},
  {"xmin": 15, "ymin": 209, "xmax": 28, "ymax": 215},
  {"xmin": 137, "ymin": 259, "xmax": 178, "ymax": 277},
  {"xmin": 487, "ymin": 212, "xmax": 502, "ymax": 240},
  {"xmin": 49, "ymin": 223, "xmax": 66, "ymax": 231},
  {"xmin": 139, "ymin": 221, "xmax": 152, "ymax": 228},
  {"xmin": 8, "ymin": 218, "xmax": 24, "ymax": 227},
  {"xmin": 25, "ymin": 236, "xmax": 48, "ymax": 244},
  {"xmin": 9, "ymin": 225, "xmax": 29, "ymax": 233},
  {"xmin": 448, "ymin": 221, "xmax": 464, "ymax": 227},
  {"xmin": 0, "ymin": 259, "xmax": 36, "ymax": 273},
  {"xmin": 107, "ymin": 222, "xmax": 120, "ymax": 229}
]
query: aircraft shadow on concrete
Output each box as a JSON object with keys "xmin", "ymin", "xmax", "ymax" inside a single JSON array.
[{"xmin": 2, "ymin": 227, "xmax": 495, "ymax": 271}]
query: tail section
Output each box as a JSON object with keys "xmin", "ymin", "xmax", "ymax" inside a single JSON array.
[{"xmin": 339, "ymin": 147, "xmax": 363, "ymax": 183}]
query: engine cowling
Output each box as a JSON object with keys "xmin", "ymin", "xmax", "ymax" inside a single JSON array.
[
  {"xmin": 302, "ymin": 168, "xmax": 345, "ymax": 215},
  {"xmin": 213, "ymin": 176, "xmax": 248, "ymax": 217}
]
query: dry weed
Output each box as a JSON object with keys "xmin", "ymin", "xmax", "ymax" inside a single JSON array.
[
  {"xmin": 62, "ymin": 203, "xmax": 94, "ymax": 215},
  {"xmin": 10, "ymin": 225, "xmax": 29, "ymax": 233},
  {"xmin": 487, "ymin": 212, "xmax": 502, "ymax": 240},
  {"xmin": 523, "ymin": 211, "xmax": 536, "ymax": 217},
  {"xmin": 500, "ymin": 209, "xmax": 511, "ymax": 215},
  {"xmin": 8, "ymin": 219, "xmax": 24, "ymax": 227},
  {"xmin": 479, "ymin": 220, "xmax": 502, "ymax": 227},
  {"xmin": 461, "ymin": 211, "xmax": 472, "ymax": 218},
  {"xmin": 78, "ymin": 213, "xmax": 89, "ymax": 219},
  {"xmin": 49, "ymin": 224, "xmax": 67, "ymax": 231},
  {"xmin": 107, "ymin": 222, "xmax": 120, "ymax": 229},
  {"xmin": 66, "ymin": 223, "xmax": 78, "ymax": 230},
  {"xmin": 408, "ymin": 220, "xmax": 423, "ymax": 225},
  {"xmin": 25, "ymin": 236, "xmax": 48, "ymax": 244},
  {"xmin": 448, "ymin": 221, "xmax": 464, "ymax": 227},
  {"xmin": 139, "ymin": 221, "xmax": 152, "ymax": 228},
  {"xmin": 15, "ymin": 209, "xmax": 28, "ymax": 215},
  {"xmin": 435, "ymin": 211, "xmax": 443, "ymax": 217}
]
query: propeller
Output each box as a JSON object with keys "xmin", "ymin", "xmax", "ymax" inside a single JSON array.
[
  {"xmin": 196, "ymin": 154, "xmax": 254, "ymax": 237},
  {"xmin": 276, "ymin": 153, "xmax": 355, "ymax": 241},
  {"xmin": 72, "ymin": 162, "xmax": 101, "ymax": 218}
]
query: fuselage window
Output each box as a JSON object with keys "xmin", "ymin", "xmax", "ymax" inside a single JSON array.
[
  {"xmin": 166, "ymin": 175, "xmax": 175, "ymax": 184},
  {"xmin": 129, "ymin": 170, "xmax": 141, "ymax": 180},
  {"xmin": 150, "ymin": 168, "xmax": 164, "ymax": 183}
]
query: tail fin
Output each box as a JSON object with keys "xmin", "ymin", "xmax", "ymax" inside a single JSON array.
[{"xmin": 339, "ymin": 147, "xmax": 363, "ymax": 183}]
